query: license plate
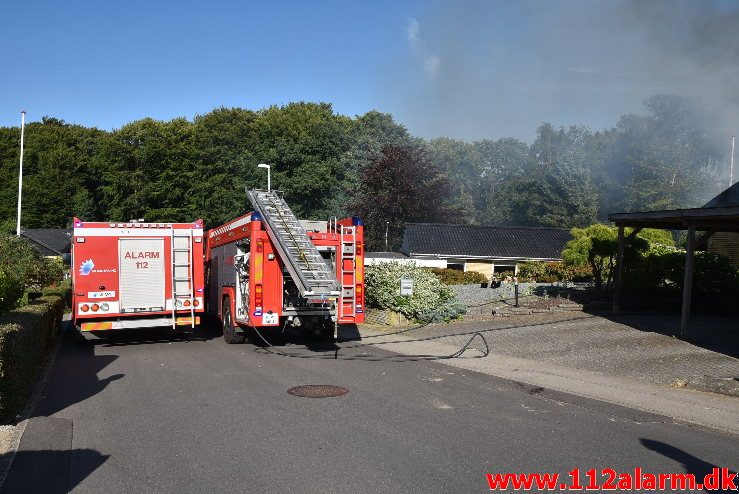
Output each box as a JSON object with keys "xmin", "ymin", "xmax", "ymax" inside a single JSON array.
[
  {"xmin": 88, "ymin": 291, "xmax": 116, "ymax": 299},
  {"xmin": 263, "ymin": 313, "xmax": 278, "ymax": 325}
]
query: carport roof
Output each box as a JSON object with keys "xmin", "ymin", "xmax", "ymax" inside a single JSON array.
[{"xmin": 608, "ymin": 182, "xmax": 739, "ymax": 231}]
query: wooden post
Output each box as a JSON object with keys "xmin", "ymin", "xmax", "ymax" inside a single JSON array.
[
  {"xmin": 613, "ymin": 224, "xmax": 625, "ymax": 315},
  {"xmin": 680, "ymin": 223, "xmax": 695, "ymax": 338}
]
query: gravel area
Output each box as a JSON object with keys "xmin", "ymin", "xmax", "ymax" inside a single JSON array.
[
  {"xmin": 361, "ymin": 311, "xmax": 739, "ymax": 397},
  {"xmin": 0, "ymin": 425, "xmax": 16, "ymax": 455},
  {"xmin": 451, "ymin": 283, "xmax": 584, "ymax": 312}
]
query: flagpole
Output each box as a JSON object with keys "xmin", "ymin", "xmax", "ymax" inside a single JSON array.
[
  {"xmin": 16, "ymin": 110, "xmax": 26, "ymax": 236},
  {"xmin": 731, "ymin": 135, "xmax": 735, "ymax": 187}
]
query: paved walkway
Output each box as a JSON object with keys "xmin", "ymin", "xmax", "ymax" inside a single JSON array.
[{"xmin": 359, "ymin": 312, "xmax": 739, "ymax": 435}]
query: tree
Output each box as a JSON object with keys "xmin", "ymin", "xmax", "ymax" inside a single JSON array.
[
  {"xmin": 426, "ymin": 138, "xmax": 483, "ymax": 222},
  {"xmin": 250, "ymin": 102, "xmax": 353, "ymax": 219},
  {"xmin": 474, "ymin": 137, "xmax": 531, "ymax": 224},
  {"xmin": 353, "ymin": 144, "xmax": 457, "ymax": 251},
  {"xmin": 188, "ymin": 107, "xmax": 260, "ymax": 226},
  {"xmin": 507, "ymin": 124, "xmax": 599, "ymax": 228},
  {"xmin": 562, "ymin": 224, "xmax": 655, "ymax": 298},
  {"xmin": 606, "ymin": 95, "xmax": 724, "ymax": 213},
  {"xmin": 98, "ymin": 117, "xmax": 195, "ymax": 222}
]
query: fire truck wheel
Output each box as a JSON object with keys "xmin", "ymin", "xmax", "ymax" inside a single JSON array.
[
  {"xmin": 222, "ymin": 297, "xmax": 246, "ymax": 344},
  {"xmin": 301, "ymin": 319, "xmax": 334, "ymax": 342},
  {"xmin": 317, "ymin": 322, "xmax": 336, "ymax": 342}
]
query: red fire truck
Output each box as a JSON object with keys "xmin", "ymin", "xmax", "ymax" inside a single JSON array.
[
  {"xmin": 71, "ymin": 217, "xmax": 205, "ymax": 332},
  {"xmin": 206, "ymin": 190, "xmax": 365, "ymax": 343}
]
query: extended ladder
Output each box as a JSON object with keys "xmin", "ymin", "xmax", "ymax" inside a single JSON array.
[
  {"xmin": 247, "ymin": 189, "xmax": 340, "ymax": 297},
  {"xmin": 171, "ymin": 229, "xmax": 195, "ymax": 328},
  {"xmin": 338, "ymin": 225, "xmax": 357, "ymax": 320}
]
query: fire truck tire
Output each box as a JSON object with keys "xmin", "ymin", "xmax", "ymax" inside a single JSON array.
[
  {"xmin": 222, "ymin": 297, "xmax": 246, "ymax": 344},
  {"xmin": 301, "ymin": 319, "xmax": 334, "ymax": 342},
  {"xmin": 317, "ymin": 323, "xmax": 336, "ymax": 342}
]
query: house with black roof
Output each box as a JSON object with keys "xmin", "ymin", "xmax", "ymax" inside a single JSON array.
[
  {"xmin": 704, "ymin": 182, "xmax": 739, "ymax": 268},
  {"xmin": 19, "ymin": 229, "xmax": 72, "ymax": 258},
  {"xmin": 400, "ymin": 223, "xmax": 572, "ymax": 280}
]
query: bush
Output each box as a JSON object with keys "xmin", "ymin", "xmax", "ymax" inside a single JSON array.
[
  {"xmin": 366, "ymin": 262, "xmax": 466, "ymax": 322},
  {"xmin": 0, "ymin": 234, "xmax": 65, "ymax": 292},
  {"xmin": 625, "ymin": 245, "xmax": 739, "ymax": 297},
  {"xmin": 429, "ymin": 268, "xmax": 488, "ymax": 285},
  {"xmin": 561, "ymin": 225, "xmax": 669, "ymax": 295},
  {"xmin": 0, "ymin": 295, "xmax": 64, "ymax": 423},
  {"xmin": 42, "ymin": 278, "xmax": 73, "ymax": 309},
  {"xmin": 495, "ymin": 270, "xmax": 516, "ymax": 281},
  {"xmin": 516, "ymin": 261, "xmax": 592, "ymax": 283},
  {"xmin": 0, "ymin": 269, "xmax": 25, "ymax": 313}
]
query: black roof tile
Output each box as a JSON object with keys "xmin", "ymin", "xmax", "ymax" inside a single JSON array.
[
  {"xmin": 401, "ymin": 223, "xmax": 571, "ymax": 260},
  {"xmin": 703, "ymin": 181, "xmax": 739, "ymax": 208},
  {"xmin": 20, "ymin": 229, "xmax": 72, "ymax": 256}
]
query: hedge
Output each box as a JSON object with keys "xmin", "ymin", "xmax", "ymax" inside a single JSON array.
[
  {"xmin": 42, "ymin": 278, "xmax": 73, "ymax": 309},
  {"xmin": 429, "ymin": 268, "xmax": 489, "ymax": 285},
  {"xmin": 0, "ymin": 295, "xmax": 64, "ymax": 423},
  {"xmin": 517, "ymin": 261, "xmax": 593, "ymax": 283}
]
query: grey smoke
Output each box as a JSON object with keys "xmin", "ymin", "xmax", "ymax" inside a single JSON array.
[{"xmin": 389, "ymin": 0, "xmax": 739, "ymax": 143}]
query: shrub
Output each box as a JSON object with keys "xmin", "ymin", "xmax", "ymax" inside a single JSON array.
[
  {"xmin": 517, "ymin": 261, "xmax": 593, "ymax": 283},
  {"xmin": 0, "ymin": 269, "xmax": 25, "ymax": 313},
  {"xmin": 0, "ymin": 234, "xmax": 65, "ymax": 291},
  {"xmin": 429, "ymin": 268, "xmax": 488, "ymax": 285},
  {"xmin": 561, "ymin": 225, "xmax": 667, "ymax": 295},
  {"xmin": 418, "ymin": 301, "xmax": 468, "ymax": 323},
  {"xmin": 42, "ymin": 278, "xmax": 73, "ymax": 309},
  {"xmin": 495, "ymin": 270, "xmax": 516, "ymax": 281},
  {"xmin": 625, "ymin": 245, "xmax": 739, "ymax": 297},
  {"xmin": 0, "ymin": 295, "xmax": 64, "ymax": 423},
  {"xmin": 366, "ymin": 262, "xmax": 466, "ymax": 322}
]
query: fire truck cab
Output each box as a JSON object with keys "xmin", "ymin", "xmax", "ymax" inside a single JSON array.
[
  {"xmin": 206, "ymin": 190, "xmax": 365, "ymax": 343},
  {"xmin": 71, "ymin": 218, "xmax": 205, "ymax": 332}
]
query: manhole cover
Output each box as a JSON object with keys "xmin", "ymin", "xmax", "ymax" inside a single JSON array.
[{"xmin": 287, "ymin": 385, "xmax": 348, "ymax": 398}]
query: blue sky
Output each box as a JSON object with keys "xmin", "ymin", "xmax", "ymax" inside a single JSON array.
[{"xmin": 1, "ymin": 1, "xmax": 737, "ymax": 141}]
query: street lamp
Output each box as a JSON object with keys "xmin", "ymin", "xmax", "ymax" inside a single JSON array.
[
  {"xmin": 385, "ymin": 221, "xmax": 390, "ymax": 251},
  {"xmin": 257, "ymin": 163, "xmax": 271, "ymax": 191}
]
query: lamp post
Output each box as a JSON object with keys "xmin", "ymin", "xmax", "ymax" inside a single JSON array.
[
  {"xmin": 16, "ymin": 111, "xmax": 26, "ymax": 236},
  {"xmin": 385, "ymin": 221, "xmax": 390, "ymax": 251},
  {"xmin": 257, "ymin": 163, "xmax": 271, "ymax": 191}
]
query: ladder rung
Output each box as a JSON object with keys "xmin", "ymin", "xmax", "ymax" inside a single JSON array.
[{"xmin": 173, "ymin": 248, "xmax": 191, "ymax": 252}]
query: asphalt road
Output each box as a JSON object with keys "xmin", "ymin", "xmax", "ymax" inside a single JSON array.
[{"xmin": 4, "ymin": 325, "xmax": 738, "ymax": 493}]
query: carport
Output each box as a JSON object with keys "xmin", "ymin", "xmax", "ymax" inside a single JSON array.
[{"xmin": 609, "ymin": 182, "xmax": 739, "ymax": 338}]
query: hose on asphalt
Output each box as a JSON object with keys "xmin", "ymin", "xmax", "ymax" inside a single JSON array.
[
  {"xmin": 250, "ymin": 313, "xmax": 589, "ymax": 362},
  {"xmin": 251, "ymin": 324, "xmax": 490, "ymax": 361}
]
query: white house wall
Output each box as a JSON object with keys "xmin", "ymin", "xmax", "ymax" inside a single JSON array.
[{"xmin": 364, "ymin": 257, "xmax": 447, "ymax": 268}]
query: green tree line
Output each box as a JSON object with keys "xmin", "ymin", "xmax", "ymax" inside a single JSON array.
[{"xmin": 0, "ymin": 96, "xmax": 728, "ymax": 250}]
